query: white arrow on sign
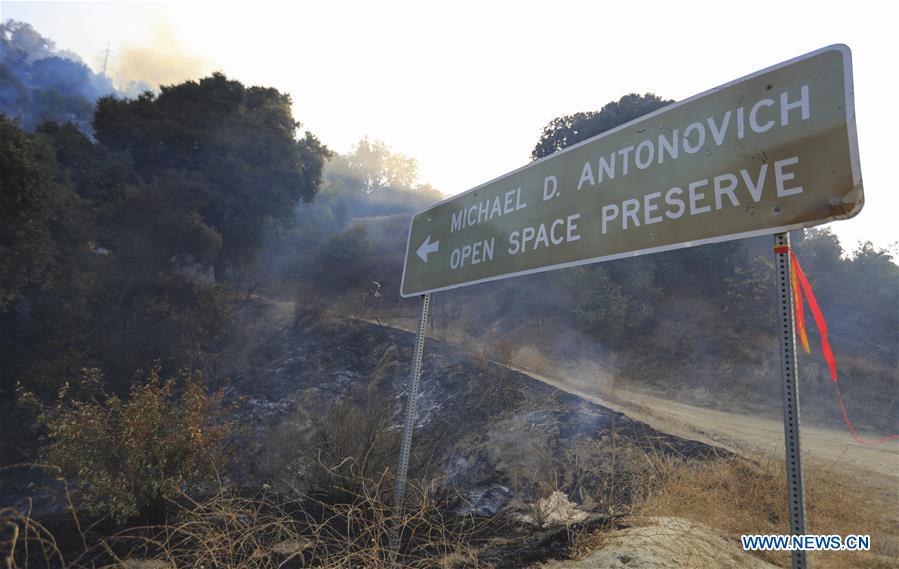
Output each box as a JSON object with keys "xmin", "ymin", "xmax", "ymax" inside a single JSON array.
[{"xmin": 416, "ymin": 235, "xmax": 439, "ymax": 263}]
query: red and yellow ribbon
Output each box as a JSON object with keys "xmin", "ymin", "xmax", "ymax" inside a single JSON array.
[
  {"xmin": 776, "ymin": 245, "xmax": 834, "ymax": 378},
  {"xmin": 791, "ymin": 261, "xmax": 811, "ymax": 354},
  {"xmin": 775, "ymin": 244, "xmax": 898, "ymax": 446}
]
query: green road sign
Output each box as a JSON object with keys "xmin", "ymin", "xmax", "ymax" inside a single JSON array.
[{"xmin": 400, "ymin": 45, "xmax": 863, "ymax": 297}]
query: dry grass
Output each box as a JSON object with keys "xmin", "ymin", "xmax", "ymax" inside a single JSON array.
[
  {"xmin": 3, "ymin": 383, "xmax": 484, "ymax": 569},
  {"xmin": 509, "ymin": 345, "xmax": 555, "ymax": 378},
  {"xmin": 634, "ymin": 453, "xmax": 898, "ymax": 569},
  {"xmin": 1, "ymin": 474, "xmax": 484, "ymax": 568}
]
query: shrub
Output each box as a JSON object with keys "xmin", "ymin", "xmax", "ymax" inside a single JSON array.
[
  {"xmin": 305, "ymin": 391, "xmax": 401, "ymax": 502},
  {"xmin": 312, "ymin": 224, "xmax": 374, "ymax": 292},
  {"xmin": 43, "ymin": 367, "xmax": 235, "ymax": 521}
]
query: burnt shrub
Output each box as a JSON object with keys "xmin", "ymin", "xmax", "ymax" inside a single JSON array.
[{"xmin": 305, "ymin": 391, "xmax": 401, "ymax": 503}]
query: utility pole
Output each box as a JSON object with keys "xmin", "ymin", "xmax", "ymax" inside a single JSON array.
[{"xmin": 101, "ymin": 41, "xmax": 111, "ymax": 78}]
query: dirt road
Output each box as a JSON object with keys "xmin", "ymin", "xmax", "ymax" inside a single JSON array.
[
  {"xmin": 366, "ymin": 317, "xmax": 897, "ymax": 499},
  {"xmin": 505, "ymin": 361, "xmax": 899, "ymax": 527},
  {"xmin": 501, "ymin": 363, "xmax": 898, "ymax": 479}
]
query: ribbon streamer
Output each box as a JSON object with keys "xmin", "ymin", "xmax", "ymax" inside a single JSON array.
[{"xmin": 775, "ymin": 245, "xmax": 898, "ymax": 446}]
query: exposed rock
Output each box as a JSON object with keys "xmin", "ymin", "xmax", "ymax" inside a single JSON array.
[
  {"xmin": 518, "ymin": 491, "xmax": 590, "ymax": 527},
  {"xmin": 541, "ymin": 517, "xmax": 781, "ymax": 569},
  {"xmin": 271, "ymin": 537, "xmax": 313, "ymax": 555}
]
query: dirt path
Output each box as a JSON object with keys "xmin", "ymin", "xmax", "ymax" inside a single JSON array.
[
  {"xmin": 501, "ymin": 363, "xmax": 898, "ymax": 490},
  {"xmin": 363, "ymin": 317, "xmax": 898, "ymax": 500}
]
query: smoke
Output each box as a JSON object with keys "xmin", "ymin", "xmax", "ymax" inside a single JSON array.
[
  {"xmin": 0, "ymin": 20, "xmax": 116, "ymax": 131},
  {"xmin": 2, "ymin": 20, "xmax": 56, "ymax": 61},
  {"xmin": 116, "ymin": 20, "xmax": 209, "ymax": 92},
  {"xmin": 0, "ymin": 18, "xmax": 212, "ymax": 130}
]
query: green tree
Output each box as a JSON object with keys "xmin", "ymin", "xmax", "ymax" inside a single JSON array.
[
  {"xmin": 0, "ymin": 115, "xmax": 78, "ymax": 310},
  {"xmin": 845, "ymin": 242, "xmax": 899, "ymax": 366},
  {"xmin": 92, "ymin": 73, "xmax": 331, "ymax": 281},
  {"xmin": 0, "ymin": 117, "xmax": 98, "ymax": 421},
  {"xmin": 793, "ymin": 228, "xmax": 844, "ymax": 277},
  {"xmin": 0, "ymin": 115, "xmax": 57, "ymax": 310},
  {"xmin": 3, "ymin": 71, "xmax": 336, "ymax": 465},
  {"xmin": 329, "ymin": 137, "xmax": 419, "ymax": 194},
  {"xmin": 39, "ymin": 119, "xmax": 230, "ymax": 380},
  {"xmin": 531, "ymin": 93, "xmax": 672, "ymax": 161},
  {"xmin": 36, "ymin": 121, "xmax": 133, "ymax": 202},
  {"xmin": 792, "ymin": 231, "xmax": 899, "ymax": 367},
  {"xmin": 1, "ymin": 21, "xmax": 115, "ymax": 133},
  {"xmin": 313, "ymin": 224, "xmax": 374, "ymax": 291},
  {"xmin": 553, "ymin": 259, "xmax": 659, "ymax": 346}
]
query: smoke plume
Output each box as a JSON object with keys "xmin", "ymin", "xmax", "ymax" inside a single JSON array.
[
  {"xmin": 0, "ymin": 20, "xmax": 116, "ymax": 131},
  {"xmin": 117, "ymin": 20, "xmax": 209, "ymax": 92}
]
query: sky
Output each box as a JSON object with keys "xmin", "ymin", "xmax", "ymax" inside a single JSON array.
[{"xmin": 3, "ymin": 0, "xmax": 898, "ymax": 251}]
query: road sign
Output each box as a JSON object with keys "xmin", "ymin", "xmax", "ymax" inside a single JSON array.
[{"xmin": 400, "ymin": 45, "xmax": 863, "ymax": 297}]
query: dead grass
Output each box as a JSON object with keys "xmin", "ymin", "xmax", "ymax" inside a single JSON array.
[
  {"xmin": 510, "ymin": 345, "xmax": 555, "ymax": 378},
  {"xmin": 634, "ymin": 453, "xmax": 898, "ymax": 569},
  {"xmin": 1, "ymin": 474, "xmax": 484, "ymax": 568}
]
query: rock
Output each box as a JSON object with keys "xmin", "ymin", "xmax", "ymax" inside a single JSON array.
[
  {"xmin": 519, "ymin": 491, "xmax": 590, "ymax": 527},
  {"xmin": 271, "ymin": 537, "xmax": 313, "ymax": 555},
  {"xmin": 541, "ymin": 517, "xmax": 780, "ymax": 569}
]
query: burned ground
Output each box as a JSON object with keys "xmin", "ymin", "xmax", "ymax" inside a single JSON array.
[
  {"xmin": 3, "ymin": 312, "xmax": 730, "ymax": 568},
  {"xmin": 227, "ymin": 314, "xmax": 725, "ymax": 521}
]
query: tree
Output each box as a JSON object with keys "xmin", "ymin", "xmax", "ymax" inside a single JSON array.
[
  {"xmin": 329, "ymin": 137, "xmax": 419, "ymax": 194},
  {"xmin": 0, "ymin": 115, "xmax": 65, "ymax": 311},
  {"xmin": 793, "ymin": 228, "xmax": 844, "ymax": 277},
  {"xmin": 1, "ymin": 116, "xmax": 101, "ymax": 462},
  {"xmin": 553, "ymin": 259, "xmax": 659, "ymax": 346},
  {"xmin": 38, "ymin": 118, "xmax": 230, "ymax": 380},
  {"xmin": 3, "ymin": 72, "xmax": 332, "ymax": 405},
  {"xmin": 845, "ymin": 242, "xmax": 899, "ymax": 365},
  {"xmin": 313, "ymin": 224, "xmax": 374, "ymax": 291},
  {"xmin": 93, "ymin": 73, "xmax": 331, "ymax": 280},
  {"xmin": 36, "ymin": 120, "xmax": 133, "ymax": 202},
  {"xmin": 0, "ymin": 117, "xmax": 97, "ymax": 369},
  {"xmin": 792, "ymin": 232, "xmax": 899, "ymax": 367},
  {"xmin": 531, "ymin": 93, "xmax": 672, "ymax": 160}
]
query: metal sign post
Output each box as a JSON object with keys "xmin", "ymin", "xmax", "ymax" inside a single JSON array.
[
  {"xmin": 775, "ymin": 232, "xmax": 809, "ymax": 569},
  {"xmin": 390, "ymin": 293, "xmax": 430, "ymax": 556}
]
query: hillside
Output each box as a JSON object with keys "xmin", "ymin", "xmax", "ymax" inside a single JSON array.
[
  {"xmin": 4, "ymin": 306, "xmax": 732, "ymax": 567},
  {"xmin": 214, "ymin": 303, "xmax": 721, "ymax": 501},
  {"xmin": 2, "ymin": 20, "xmax": 896, "ymax": 569}
]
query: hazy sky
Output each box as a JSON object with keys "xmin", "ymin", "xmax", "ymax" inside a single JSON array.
[{"xmin": 3, "ymin": 0, "xmax": 897, "ymax": 251}]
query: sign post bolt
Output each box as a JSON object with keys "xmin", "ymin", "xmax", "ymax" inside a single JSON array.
[{"xmin": 775, "ymin": 232, "xmax": 809, "ymax": 569}]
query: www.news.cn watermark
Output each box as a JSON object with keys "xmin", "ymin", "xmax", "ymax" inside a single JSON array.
[{"xmin": 742, "ymin": 534, "xmax": 871, "ymax": 551}]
